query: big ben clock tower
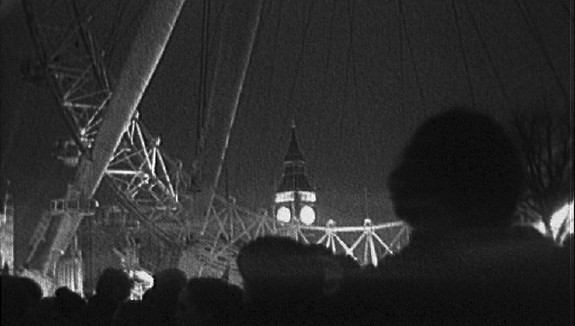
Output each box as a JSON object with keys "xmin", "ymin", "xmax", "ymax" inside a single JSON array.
[{"xmin": 274, "ymin": 121, "xmax": 317, "ymax": 227}]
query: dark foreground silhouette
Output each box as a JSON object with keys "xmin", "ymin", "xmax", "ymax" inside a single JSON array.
[{"xmin": 1, "ymin": 108, "xmax": 571, "ymax": 326}]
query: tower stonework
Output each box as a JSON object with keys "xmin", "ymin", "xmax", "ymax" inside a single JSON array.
[
  {"xmin": 274, "ymin": 122, "xmax": 317, "ymax": 229},
  {"xmin": 0, "ymin": 190, "xmax": 15, "ymax": 274}
]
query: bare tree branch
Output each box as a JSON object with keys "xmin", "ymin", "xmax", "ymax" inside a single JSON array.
[{"xmin": 509, "ymin": 106, "xmax": 573, "ymax": 238}]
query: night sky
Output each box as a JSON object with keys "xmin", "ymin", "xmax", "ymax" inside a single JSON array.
[{"xmin": 0, "ymin": 0, "xmax": 572, "ymax": 261}]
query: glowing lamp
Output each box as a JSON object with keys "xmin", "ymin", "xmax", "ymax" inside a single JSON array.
[
  {"xmin": 276, "ymin": 206, "xmax": 292, "ymax": 223},
  {"xmin": 299, "ymin": 205, "xmax": 316, "ymax": 225}
]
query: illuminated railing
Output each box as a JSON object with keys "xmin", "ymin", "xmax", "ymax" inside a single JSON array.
[{"xmin": 184, "ymin": 194, "xmax": 409, "ymax": 284}]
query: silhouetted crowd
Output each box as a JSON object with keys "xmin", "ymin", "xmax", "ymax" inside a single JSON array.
[{"xmin": 2, "ymin": 108, "xmax": 572, "ymax": 325}]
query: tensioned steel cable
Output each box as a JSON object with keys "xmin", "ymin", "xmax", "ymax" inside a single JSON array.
[
  {"xmin": 464, "ymin": 0, "xmax": 512, "ymax": 107},
  {"xmin": 395, "ymin": 0, "xmax": 405, "ymax": 113},
  {"xmin": 196, "ymin": 0, "xmax": 210, "ymax": 157},
  {"xmin": 323, "ymin": 0, "xmax": 338, "ymax": 86},
  {"xmin": 265, "ymin": 0, "xmax": 284, "ymax": 110},
  {"xmin": 397, "ymin": 0, "xmax": 425, "ymax": 105},
  {"xmin": 346, "ymin": 0, "xmax": 360, "ymax": 111},
  {"xmin": 346, "ymin": 0, "xmax": 370, "ymax": 194},
  {"xmin": 514, "ymin": 0, "xmax": 569, "ymax": 107},
  {"xmin": 233, "ymin": 0, "xmax": 271, "ymax": 123},
  {"xmin": 286, "ymin": 0, "xmax": 316, "ymax": 120},
  {"xmin": 557, "ymin": 0, "xmax": 571, "ymax": 20},
  {"xmin": 450, "ymin": 0, "xmax": 476, "ymax": 106},
  {"xmin": 103, "ymin": 0, "xmax": 139, "ymax": 68},
  {"xmin": 336, "ymin": 0, "xmax": 358, "ymax": 153}
]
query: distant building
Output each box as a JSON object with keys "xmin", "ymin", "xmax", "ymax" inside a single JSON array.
[
  {"xmin": 55, "ymin": 235, "xmax": 84, "ymax": 296},
  {"xmin": 0, "ymin": 190, "xmax": 14, "ymax": 274}
]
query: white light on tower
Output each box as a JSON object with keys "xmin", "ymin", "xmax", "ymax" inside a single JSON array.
[
  {"xmin": 298, "ymin": 191, "xmax": 316, "ymax": 203},
  {"xmin": 275, "ymin": 191, "xmax": 295, "ymax": 203},
  {"xmin": 276, "ymin": 206, "xmax": 292, "ymax": 223},
  {"xmin": 299, "ymin": 205, "xmax": 316, "ymax": 225}
]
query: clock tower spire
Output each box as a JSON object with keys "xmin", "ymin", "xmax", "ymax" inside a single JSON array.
[{"xmin": 274, "ymin": 123, "xmax": 317, "ymax": 226}]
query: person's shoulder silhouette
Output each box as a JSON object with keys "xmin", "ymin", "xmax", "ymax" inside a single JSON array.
[
  {"xmin": 176, "ymin": 277, "xmax": 243, "ymax": 326},
  {"xmin": 352, "ymin": 107, "xmax": 571, "ymax": 325},
  {"xmin": 84, "ymin": 268, "xmax": 133, "ymax": 326}
]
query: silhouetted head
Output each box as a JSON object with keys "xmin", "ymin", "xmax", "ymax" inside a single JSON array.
[
  {"xmin": 142, "ymin": 268, "xmax": 187, "ymax": 321},
  {"xmin": 1, "ymin": 275, "xmax": 43, "ymax": 326},
  {"xmin": 176, "ymin": 277, "xmax": 242, "ymax": 326},
  {"xmin": 28, "ymin": 297, "xmax": 56, "ymax": 326},
  {"xmin": 151, "ymin": 268, "xmax": 187, "ymax": 294},
  {"xmin": 307, "ymin": 243, "xmax": 361, "ymax": 296},
  {"xmin": 95, "ymin": 268, "xmax": 133, "ymax": 303},
  {"xmin": 18, "ymin": 275, "xmax": 43, "ymax": 302},
  {"xmin": 55, "ymin": 286, "xmax": 85, "ymax": 310},
  {"xmin": 237, "ymin": 236, "xmax": 328, "ymax": 305},
  {"xmin": 388, "ymin": 108, "xmax": 524, "ymax": 231}
]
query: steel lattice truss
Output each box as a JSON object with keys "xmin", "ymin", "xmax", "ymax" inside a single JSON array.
[
  {"xmin": 24, "ymin": 0, "xmax": 189, "ymax": 237},
  {"xmin": 105, "ymin": 116, "xmax": 193, "ymax": 243},
  {"xmin": 188, "ymin": 195, "xmax": 409, "ymax": 284},
  {"xmin": 23, "ymin": 0, "xmax": 111, "ymax": 152},
  {"xmin": 24, "ymin": 0, "xmax": 409, "ymax": 284}
]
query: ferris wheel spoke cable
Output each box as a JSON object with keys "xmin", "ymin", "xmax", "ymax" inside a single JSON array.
[
  {"xmin": 450, "ymin": 0, "xmax": 476, "ymax": 107},
  {"xmin": 249, "ymin": 0, "xmax": 272, "ymax": 61},
  {"xmin": 346, "ymin": 0, "xmax": 370, "ymax": 190},
  {"xmin": 397, "ymin": 0, "xmax": 425, "ymax": 105},
  {"xmin": 514, "ymin": 0, "xmax": 569, "ymax": 107},
  {"xmin": 395, "ymin": 0, "xmax": 405, "ymax": 113},
  {"xmin": 102, "ymin": 0, "xmax": 139, "ymax": 69},
  {"xmin": 286, "ymin": 0, "xmax": 316, "ymax": 118},
  {"xmin": 196, "ymin": 0, "xmax": 210, "ymax": 157},
  {"xmin": 346, "ymin": 0, "xmax": 360, "ymax": 110},
  {"xmin": 22, "ymin": 0, "xmax": 47, "ymax": 62},
  {"xmin": 322, "ymin": 0, "xmax": 338, "ymax": 86},
  {"xmin": 70, "ymin": 0, "xmax": 108, "ymax": 91},
  {"xmin": 464, "ymin": 0, "xmax": 512, "ymax": 107},
  {"xmin": 264, "ymin": 0, "xmax": 284, "ymax": 108},
  {"xmin": 228, "ymin": 0, "xmax": 270, "ymax": 134},
  {"xmin": 102, "ymin": 0, "xmax": 129, "ymax": 58}
]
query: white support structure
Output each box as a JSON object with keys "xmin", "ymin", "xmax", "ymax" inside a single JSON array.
[
  {"xmin": 0, "ymin": 191, "xmax": 14, "ymax": 274},
  {"xmin": 181, "ymin": 192, "xmax": 409, "ymax": 285}
]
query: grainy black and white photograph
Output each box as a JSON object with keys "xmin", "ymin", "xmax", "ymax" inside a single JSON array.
[{"xmin": 1, "ymin": 0, "xmax": 573, "ymax": 325}]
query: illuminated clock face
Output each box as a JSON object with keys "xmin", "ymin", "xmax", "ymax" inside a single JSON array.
[
  {"xmin": 276, "ymin": 206, "xmax": 291, "ymax": 223},
  {"xmin": 299, "ymin": 205, "xmax": 316, "ymax": 225}
]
